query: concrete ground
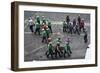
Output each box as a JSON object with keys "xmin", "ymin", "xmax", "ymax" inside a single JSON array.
[{"xmin": 24, "ymin": 22, "xmax": 90, "ymax": 61}]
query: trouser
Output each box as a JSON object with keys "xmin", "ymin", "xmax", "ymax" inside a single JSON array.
[
  {"xmin": 35, "ymin": 28, "xmax": 40, "ymax": 35},
  {"xmin": 30, "ymin": 25, "xmax": 33, "ymax": 32},
  {"xmin": 55, "ymin": 49, "xmax": 63, "ymax": 58},
  {"xmin": 42, "ymin": 36, "xmax": 47, "ymax": 43},
  {"xmin": 63, "ymin": 27, "xmax": 66, "ymax": 32},
  {"xmin": 46, "ymin": 50, "xmax": 54, "ymax": 58},
  {"xmin": 75, "ymin": 29, "xmax": 80, "ymax": 35},
  {"xmin": 79, "ymin": 26, "xmax": 85, "ymax": 32},
  {"xmin": 47, "ymin": 33, "xmax": 49, "ymax": 38},
  {"xmin": 84, "ymin": 38, "xmax": 88, "ymax": 43},
  {"xmin": 64, "ymin": 49, "xmax": 72, "ymax": 57},
  {"xmin": 48, "ymin": 26, "xmax": 52, "ymax": 33}
]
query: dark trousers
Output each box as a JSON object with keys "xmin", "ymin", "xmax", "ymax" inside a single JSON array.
[
  {"xmin": 63, "ymin": 27, "xmax": 66, "ymax": 32},
  {"xmin": 35, "ymin": 28, "xmax": 40, "ymax": 35},
  {"xmin": 48, "ymin": 26, "xmax": 52, "ymax": 33},
  {"xmin": 46, "ymin": 50, "xmax": 54, "ymax": 59},
  {"xmin": 42, "ymin": 36, "xmax": 47, "ymax": 43},
  {"xmin": 64, "ymin": 49, "xmax": 72, "ymax": 57},
  {"xmin": 30, "ymin": 25, "xmax": 33, "ymax": 32}
]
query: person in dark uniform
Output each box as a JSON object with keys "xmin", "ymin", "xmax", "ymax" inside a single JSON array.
[
  {"xmin": 63, "ymin": 42, "xmax": 72, "ymax": 57},
  {"xmin": 45, "ymin": 26, "xmax": 50, "ymax": 39},
  {"xmin": 75, "ymin": 24, "xmax": 80, "ymax": 35},
  {"xmin": 80, "ymin": 19, "xmax": 85, "ymax": 32},
  {"xmin": 69, "ymin": 22, "xmax": 73, "ymax": 34},
  {"xmin": 48, "ymin": 20, "xmax": 52, "ymax": 33},
  {"xmin": 42, "ymin": 16, "xmax": 46, "ymax": 24},
  {"xmin": 66, "ymin": 15, "xmax": 70, "ymax": 24},
  {"xmin": 84, "ymin": 31, "xmax": 88, "ymax": 43},
  {"xmin": 41, "ymin": 29, "xmax": 47, "ymax": 43},
  {"xmin": 77, "ymin": 15, "xmax": 82, "ymax": 32},
  {"xmin": 73, "ymin": 18, "xmax": 76, "ymax": 28}
]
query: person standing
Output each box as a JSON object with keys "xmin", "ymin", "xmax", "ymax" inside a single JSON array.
[
  {"xmin": 46, "ymin": 42, "xmax": 54, "ymax": 59},
  {"xmin": 84, "ymin": 31, "xmax": 88, "ymax": 43},
  {"xmin": 41, "ymin": 29, "xmax": 47, "ymax": 43},
  {"xmin": 63, "ymin": 21, "xmax": 67, "ymax": 32},
  {"xmin": 48, "ymin": 20, "xmax": 52, "ymax": 33},
  {"xmin": 55, "ymin": 42, "xmax": 62, "ymax": 58},
  {"xmin": 28, "ymin": 17, "xmax": 34, "ymax": 33},
  {"xmin": 66, "ymin": 15, "xmax": 70, "ymax": 24},
  {"xmin": 64, "ymin": 42, "xmax": 72, "ymax": 57},
  {"xmin": 77, "ymin": 15, "xmax": 82, "ymax": 32},
  {"xmin": 34, "ymin": 22, "xmax": 40, "ymax": 35},
  {"xmin": 36, "ymin": 15, "xmax": 41, "ymax": 24},
  {"xmin": 45, "ymin": 26, "xmax": 50, "ymax": 39},
  {"xmin": 42, "ymin": 16, "xmax": 46, "ymax": 24}
]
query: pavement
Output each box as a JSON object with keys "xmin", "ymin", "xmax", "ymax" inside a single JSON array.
[{"xmin": 24, "ymin": 22, "xmax": 90, "ymax": 61}]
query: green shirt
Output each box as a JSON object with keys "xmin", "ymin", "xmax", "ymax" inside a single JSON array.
[
  {"xmin": 35, "ymin": 23, "xmax": 40, "ymax": 28},
  {"xmin": 64, "ymin": 44, "xmax": 70, "ymax": 51},
  {"xmin": 42, "ymin": 30, "xmax": 47, "ymax": 37}
]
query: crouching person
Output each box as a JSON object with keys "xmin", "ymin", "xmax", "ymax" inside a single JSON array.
[
  {"xmin": 46, "ymin": 42, "xmax": 54, "ymax": 59},
  {"xmin": 63, "ymin": 42, "xmax": 72, "ymax": 57}
]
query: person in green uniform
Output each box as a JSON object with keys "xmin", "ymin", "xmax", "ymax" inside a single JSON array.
[
  {"xmin": 63, "ymin": 42, "xmax": 72, "ymax": 57},
  {"xmin": 36, "ymin": 15, "xmax": 41, "ymax": 24},
  {"xmin": 63, "ymin": 21, "xmax": 67, "ymax": 32},
  {"xmin": 46, "ymin": 42, "xmax": 54, "ymax": 58},
  {"xmin": 41, "ymin": 29, "xmax": 47, "ymax": 43},
  {"xmin": 34, "ymin": 22, "xmax": 40, "ymax": 35},
  {"xmin": 47, "ymin": 20, "xmax": 52, "ymax": 33},
  {"xmin": 45, "ymin": 26, "xmax": 50, "ymax": 39},
  {"xmin": 42, "ymin": 16, "xmax": 46, "ymax": 24}
]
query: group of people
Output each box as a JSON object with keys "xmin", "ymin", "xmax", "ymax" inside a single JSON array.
[
  {"xmin": 28, "ymin": 15, "xmax": 52, "ymax": 43},
  {"xmin": 63, "ymin": 15, "xmax": 88, "ymax": 43},
  {"xmin": 27, "ymin": 15, "xmax": 88, "ymax": 59},
  {"xmin": 46, "ymin": 37, "xmax": 72, "ymax": 59},
  {"xmin": 63, "ymin": 15, "xmax": 86, "ymax": 35}
]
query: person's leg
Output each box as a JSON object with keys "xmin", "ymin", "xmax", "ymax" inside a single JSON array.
[
  {"xmin": 55, "ymin": 49, "xmax": 58, "ymax": 58},
  {"xmin": 35, "ymin": 28, "xmax": 38, "ymax": 34},
  {"xmin": 42, "ymin": 36, "xmax": 44, "ymax": 43},
  {"xmin": 30, "ymin": 25, "xmax": 33, "ymax": 33}
]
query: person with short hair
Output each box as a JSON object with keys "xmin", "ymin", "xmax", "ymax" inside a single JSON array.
[
  {"xmin": 46, "ymin": 42, "xmax": 54, "ymax": 59},
  {"xmin": 63, "ymin": 21, "xmax": 67, "ymax": 32},
  {"xmin": 41, "ymin": 29, "xmax": 47, "ymax": 43},
  {"xmin": 34, "ymin": 22, "xmax": 40, "ymax": 35},
  {"xmin": 28, "ymin": 17, "xmax": 34, "ymax": 33},
  {"xmin": 63, "ymin": 42, "xmax": 72, "ymax": 57}
]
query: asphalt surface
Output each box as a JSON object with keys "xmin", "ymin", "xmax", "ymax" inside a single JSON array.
[{"xmin": 24, "ymin": 22, "xmax": 90, "ymax": 61}]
